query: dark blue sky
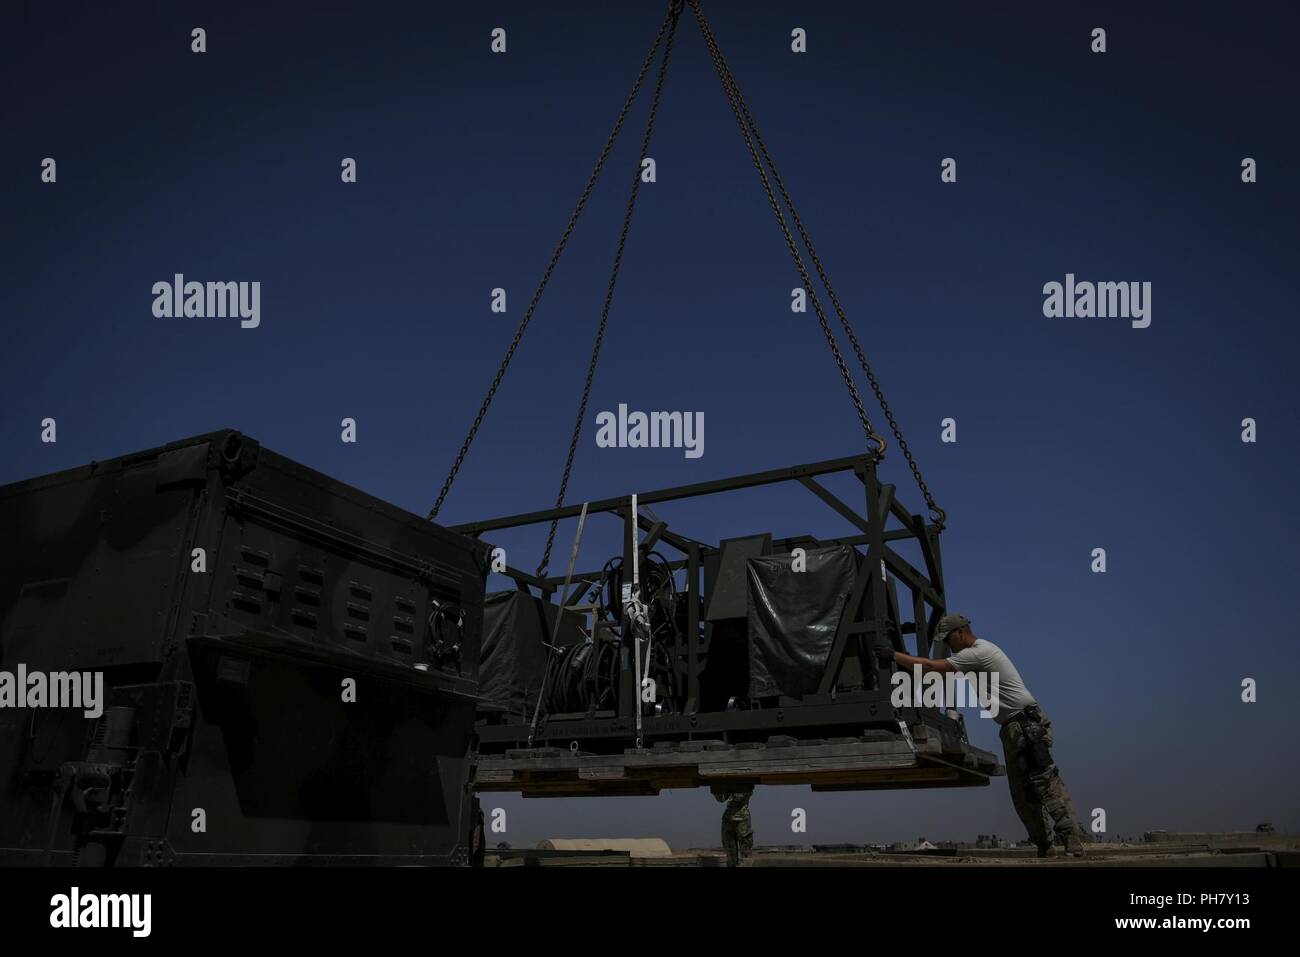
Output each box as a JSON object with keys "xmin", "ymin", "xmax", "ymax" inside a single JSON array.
[{"xmin": 3, "ymin": 0, "xmax": 1297, "ymax": 848}]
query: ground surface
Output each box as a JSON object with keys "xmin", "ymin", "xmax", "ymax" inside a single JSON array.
[{"xmin": 486, "ymin": 833, "xmax": 1299, "ymax": 867}]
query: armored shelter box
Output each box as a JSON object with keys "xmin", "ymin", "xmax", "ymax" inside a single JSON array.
[{"xmin": 0, "ymin": 430, "xmax": 488, "ymax": 865}]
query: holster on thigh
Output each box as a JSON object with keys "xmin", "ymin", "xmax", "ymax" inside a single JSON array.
[{"xmin": 1022, "ymin": 721, "xmax": 1054, "ymax": 771}]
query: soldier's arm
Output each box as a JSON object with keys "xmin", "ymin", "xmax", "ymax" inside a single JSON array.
[{"xmin": 893, "ymin": 652, "xmax": 956, "ymax": 673}]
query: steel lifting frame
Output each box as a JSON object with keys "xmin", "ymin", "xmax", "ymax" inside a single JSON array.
[{"xmin": 451, "ymin": 451, "xmax": 955, "ymax": 753}]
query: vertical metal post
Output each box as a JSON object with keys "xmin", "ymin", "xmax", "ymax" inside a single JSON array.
[
  {"xmin": 913, "ymin": 591, "xmax": 928, "ymax": 658},
  {"xmin": 686, "ymin": 542, "xmax": 700, "ymax": 713},
  {"xmin": 629, "ymin": 494, "xmax": 645, "ymax": 748},
  {"xmin": 927, "ymin": 523, "xmax": 946, "ymax": 600},
  {"xmin": 619, "ymin": 496, "xmax": 638, "ymax": 734},
  {"xmin": 860, "ymin": 457, "xmax": 887, "ymax": 691}
]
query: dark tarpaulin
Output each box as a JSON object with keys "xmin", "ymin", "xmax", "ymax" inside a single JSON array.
[
  {"xmin": 479, "ymin": 591, "xmax": 583, "ymax": 716},
  {"xmin": 747, "ymin": 545, "xmax": 858, "ymax": 699}
]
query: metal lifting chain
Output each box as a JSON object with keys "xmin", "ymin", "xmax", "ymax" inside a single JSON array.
[
  {"xmin": 686, "ymin": 4, "xmax": 881, "ymax": 456},
  {"xmin": 428, "ymin": 7, "xmax": 679, "ymax": 521},
  {"xmin": 432, "ymin": 0, "xmax": 945, "ymax": 530},
  {"xmin": 536, "ymin": 5, "xmax": 682, "ymax": 578},
  {"xmin": 689, "ymin": 0, "xmax": 946, "ymax": 526}
]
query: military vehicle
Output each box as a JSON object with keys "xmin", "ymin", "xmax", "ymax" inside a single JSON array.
[{"xmin": 0, "ymin": 430, "xmax": 486, "ymax": 865}]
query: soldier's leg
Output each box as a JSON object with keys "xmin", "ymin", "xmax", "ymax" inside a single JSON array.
[
  {"xmin": 715, "ymin": 786, "xmax": 753, "ymax": 867},
  {"xmin": 713, "ymin": 786, "xmax": 741, "ymax": 866},
  {"xmin": 1024, "ymin": 717, "xmax": 1084, "ymax": 853},
  {"xmin": 469, "ymin": 798, "xmax": 485, "ymax": 868},
  {"xmin": 1029, "ymin": 765, "xmax": 1083, "ymax": 850},
  {"xmin": 722, "ymin": 806, "xmax": 739, "ymax": 867},
  {"xmin": 1001, "ymin": 723, "xmax": 1052, "ymax": 853},
  {"xmin": 730, "ymin": 793, "xmax": 754, "ymax": 865}
]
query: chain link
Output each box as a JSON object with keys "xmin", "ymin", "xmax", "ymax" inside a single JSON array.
[
  {"xmin": 428, "ymin": 9, "xmax": 678, "ymax": 520},
  {"xmin": 690, "ymin": 1, "xmax": 945, "ymax": 526},
  {"xmin": 687, "ymin": 2, "xmax": 884, "ymax": 456},
  {"xmin": 536, "ymin": 6, "xmax": 682, "ymax": 577},
  {"xmin": 433, "ymin": 1, "xmax": 945, "ymax": 530}
]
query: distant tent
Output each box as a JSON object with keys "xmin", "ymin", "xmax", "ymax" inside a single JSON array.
[{"xmin": 538, "ymin": 838, "xmax": 672, "ymax": 859}]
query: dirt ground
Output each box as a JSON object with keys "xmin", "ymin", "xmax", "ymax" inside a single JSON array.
[{"xmin": 487, "ymin": 832, "xmax": 1299, "ymax": 867}]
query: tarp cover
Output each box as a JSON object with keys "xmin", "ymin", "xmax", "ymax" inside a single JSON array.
[
  {"xmin": 479, "ymin": 590, "xmax": 584, "ymax": 715},
  {"xmin": 747, "ymin": 545, "xmax": 858, "ymax": 699}
]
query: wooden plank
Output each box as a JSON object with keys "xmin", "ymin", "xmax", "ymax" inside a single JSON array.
[{"xmin": 475, "ymin": 733, "xmax": 1000, "ymax": 795}]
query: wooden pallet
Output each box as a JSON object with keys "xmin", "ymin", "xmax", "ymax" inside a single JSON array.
[{"xmin": 475, "ymin": 726, "xmax": 1001, "ymax": 797}]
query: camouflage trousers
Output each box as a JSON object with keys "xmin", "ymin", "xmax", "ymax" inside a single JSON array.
[
  {"xmin": 999, "ymin": 709, "xmax": 1083, "ymax": 851},
  {"xmin": 712, "ymin": 785, "xmax": 754, "ymax": 867}
]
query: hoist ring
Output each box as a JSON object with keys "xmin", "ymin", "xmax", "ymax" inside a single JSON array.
[
  {"xmin": 866, "ymin": 433, "xmax": 887, "ymax": 457},
  {"xmin": 929, "ymin": 506, "xmax": 947, "ymax": 528}
]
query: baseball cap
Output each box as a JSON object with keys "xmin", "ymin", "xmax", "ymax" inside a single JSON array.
[{"xmin": 932, "ymin": 613, "xmax": 971, "ymax": 645}]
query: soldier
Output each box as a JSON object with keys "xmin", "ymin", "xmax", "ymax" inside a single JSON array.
[
  {"xmin": 469, "ymin": 798, "xmax": 485, "ymax": 867},
  {"xmin": 893, "ymin": 613, "xmax": 1086, "ymax": 858},
  {"xmin": 710, "ymin": 785, "xmax": 754, "ymax": 866}
]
